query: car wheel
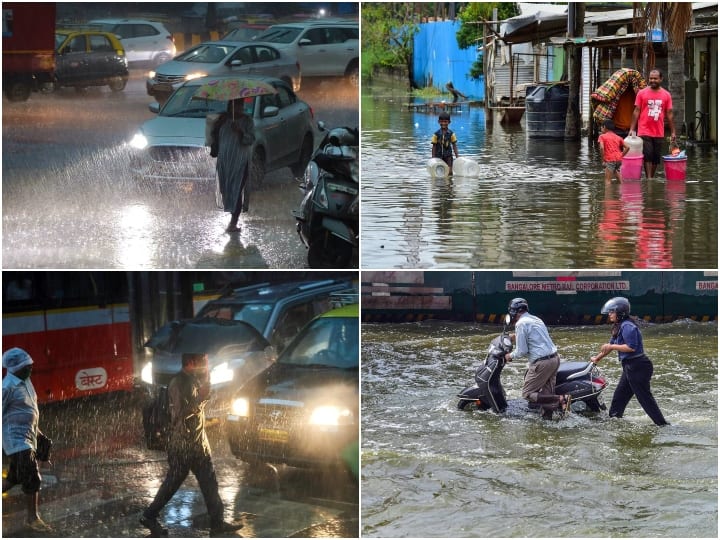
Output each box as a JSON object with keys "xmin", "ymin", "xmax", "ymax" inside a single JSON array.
[
  {"xmin": 108, "ymin": 77, "xmax": 127, "ymax": 92},
  {"xmin": 290, "ymin": 133, "xmax": 313, "ymax": 177},
  {"xmin": 153, "ymin": 53, "xmax": 171, "ymax": 67},
  {"xmin": 249, "ymin": 149, "xmax": 266, "ymax": 189},
  {"xmin": 5, "ymin": 81, "xmax": 32, "ymax": 102},
  {"xmin": 345, "ymin": 61, "xmax": 359, "ymax": 87}
]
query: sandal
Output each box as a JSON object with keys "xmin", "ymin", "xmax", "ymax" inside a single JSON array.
[{"xmin": 559, "ymin": 394, "xmax": 572, "ymax": 416}]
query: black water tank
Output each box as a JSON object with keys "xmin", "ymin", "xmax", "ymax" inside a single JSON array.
[{"xmin": 525, "ymin": 83, "xmax": 572, "ymax": 138}]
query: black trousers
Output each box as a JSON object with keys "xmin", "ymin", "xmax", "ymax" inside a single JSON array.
[
  {"xmin": 609, "ymin": 355, "xmax": 668, "ymax": 426},
  {"xmin": 144, "ymin": 450, "xmax": 224, "ymax": 526}
]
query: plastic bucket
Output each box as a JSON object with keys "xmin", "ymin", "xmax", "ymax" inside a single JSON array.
[
  {"xmin": 663, "ymin": 156, "xmax": 687, "ymax": 181},
  {"xmin": 621, "ymin": 155, "xmax": 643, "ymax": 180},
  {"xmin": 427, "ymin": 158, "xmax": 450, "ymax": 178},
  {"xmin": 452, "ymin": 156, "xmax": 480, "ymax": 177}
]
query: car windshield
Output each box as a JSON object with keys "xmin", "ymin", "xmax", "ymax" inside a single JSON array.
[
  {"xmin": 55, "ymin": 33, "xmax": 69, "ymax": 49},
  {"xmin": 160, "ymin": 86, "xmax": 255, "ymax": 118},
  {"xmin": 146, "ymin": 320, "xmax": 269, "ymax": 355},
  {"xmin": 197, "ymin": 303, "xmax": 274, "ymax": 333},
  {"xmin": 255, "ymin": 26, "xmax": 302, "ymax": 44},
  {"xmin": 176, "ymin": 44, "xmax": 233, "ymax": 63},
  {"xmin": 279, "ymin": 317, "xmax": 358, "ymax": 369}
]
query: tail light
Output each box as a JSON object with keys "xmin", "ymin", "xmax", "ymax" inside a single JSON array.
[
  {"xmin": 592, "ymin": 376, "xmax": 607, "ymax": 391},
  {"xmin": 166, "ymin": 35, "xmax": 174, "ymax": 44}
]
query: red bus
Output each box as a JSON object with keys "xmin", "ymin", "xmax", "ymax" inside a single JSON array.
[{"xmin": 2, "ymin": 272, "xmax": 134, "ymax": 404}]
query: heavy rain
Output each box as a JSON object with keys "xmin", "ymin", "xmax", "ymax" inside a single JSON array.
[
  {"xmin": 2, "ymin": 271, "xmax": 360, "ymax": 537},
  {"xmin": 2, "ymin": 3, "xmax": 359, "ymax": 269}
]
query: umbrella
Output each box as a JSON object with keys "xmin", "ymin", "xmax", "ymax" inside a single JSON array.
[{"xmin": 194, "ymin": 78, "xmax": 277, "ymax": 101}]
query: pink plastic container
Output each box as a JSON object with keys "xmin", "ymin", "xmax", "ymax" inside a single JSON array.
[
  {"xmin": 663, "ymin": 156, "xmax": 687, "ymax": 181},
  {"xmin": 621, "ymin": 156, "xmax": 643, "ymax": 180}
]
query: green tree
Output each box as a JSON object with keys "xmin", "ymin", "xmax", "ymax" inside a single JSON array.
[
  {"xmin": 456, "ymin": 3, "xmax": 519, "ymax": 79},
  {"xmin": 361, "ymin": 3, "xmax": 423, "ymax": 87}
]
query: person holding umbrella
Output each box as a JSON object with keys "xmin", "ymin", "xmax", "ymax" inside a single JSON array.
[{"xmin": 210, "ymin": 96, "xmax": 256, "ymax": 233}]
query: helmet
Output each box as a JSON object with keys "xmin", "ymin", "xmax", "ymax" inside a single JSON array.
[
  {"xmin": 508, "ymin": 297, "xmax": 529, "ymax": 317},
  {"xmin": 601, "ymin": 297, "xmax": 631, "ymax": 319}
]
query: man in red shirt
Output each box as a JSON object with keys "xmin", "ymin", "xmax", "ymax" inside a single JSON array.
[{"xmin": 629, "ymin": 69, "xmax": 676, "ymax": 178}]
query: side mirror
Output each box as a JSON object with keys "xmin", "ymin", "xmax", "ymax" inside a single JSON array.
[
  {"xmin": 298, "ymin": 38, "xmax": 312, "ymax": 46},
  {"xmin": 262, "ymin": 105, "xmax": 279, "ymax": 118},
  {"xmin": 148, "ymin": 102, "xmax": 160, "ymax": 114},
  {"xmin": 228, "ymin": 59, "xmax": 243, "ymax": 67}
]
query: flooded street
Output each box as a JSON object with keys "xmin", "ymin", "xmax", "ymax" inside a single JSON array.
[
  {"xmin": 2, "ymin": 391, "xmax": 358, "ymax": 538},
  {"xmin": 361, "ymin": 321, "xmax": 717, "ymax": 537},
  {"xmin": 360, "ymin": 89, "xmax": 717, "ymax": 268},
  {"xmin": 2, "ymin": 72, "xmax": 358, "ymax": 269}
]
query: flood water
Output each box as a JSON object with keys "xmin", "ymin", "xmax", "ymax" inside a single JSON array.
[
  {"xmin": 360, "ymin": 89, "xmax": 718, "ymax": 269},
  {"xmin": 361, "ymin": 321, "xmax": 717, "ymax": 537}
]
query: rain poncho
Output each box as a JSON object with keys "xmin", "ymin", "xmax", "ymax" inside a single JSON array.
[
  {"xmin": 213, "ymin": 114, "xmax": 255, "ymax": 214},
  {"xmin": 591, "ymin": 68, "xmax": 647, "ymax": 130}
]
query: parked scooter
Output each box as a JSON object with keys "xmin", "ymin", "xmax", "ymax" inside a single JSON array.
[
  {"xmin": 457, "ymin": 315, "xmax": 608, "ymax": 414},
  {"xmin": 293, "ymin": 124, "xmax": 358, "ymax": 268}
]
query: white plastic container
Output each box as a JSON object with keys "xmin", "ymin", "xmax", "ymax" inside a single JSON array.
[
  {"xmin": 427, "ymin": 158, "xmax": 450, "ymax": 178},
  {"xmin": 452, "ymin": 156, "xmax": 481, "ymax": 177},
  {"xmin": 624, "ymin": 135, "xmax": 643, "ymax": 157}
]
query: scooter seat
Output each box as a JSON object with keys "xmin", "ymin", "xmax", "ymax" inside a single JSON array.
[{"xmin": 557, "ymin": 361, "xmax": 590, "ymax": 377}]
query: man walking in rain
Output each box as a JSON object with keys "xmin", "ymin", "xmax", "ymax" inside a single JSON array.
[{"xmin": 140, "ymin": 353, "xmax": 242, "ymax": 536}]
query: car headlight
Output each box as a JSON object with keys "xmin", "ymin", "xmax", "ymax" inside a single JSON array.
[
  {"xmin": 148, "ymin": 70, "xmax": 156, "ymax": 79},
  {"xmin": 210, "ymin": 362, "xmax": 234, "ymax": 385},
  {"xmin": 230, "ymin": 397, "xmax": 249, "ymax": 417},
  {"xmin": 309, "ymin": 405, "xmax": 353, "ymax": 426},
  {"xmin": 185, "ymin": 72, "xmax": 207, "ymax": 81},
  {"xmin": 140, "ymin": 362, "xmax": 153, "ymax": 384},
  {"xmin": 129, "ymin": 133, "xmax": 148, "ymax": 149}
]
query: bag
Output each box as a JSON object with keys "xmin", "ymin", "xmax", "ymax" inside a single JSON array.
[
  {"xmin": 142, "ymin": 385, "xmax": 170, "ymax": 451},
  {"xmin": 36, "ymin": 432, "xmax": 52, "ymax": 462}
]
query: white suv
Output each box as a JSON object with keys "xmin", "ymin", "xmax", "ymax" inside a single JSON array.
[
  {"xmin": 88, "ymin": 18, "xmax": 176, "ymax": 66},
  {"xmin": 254, "ymin": 20, "xmax": 358, "ymax": 85}
]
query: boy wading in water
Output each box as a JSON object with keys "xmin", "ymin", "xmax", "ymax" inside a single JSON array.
[{"xmin": 431, "ymin": 112, "xmax": 459, "ymax": 171}]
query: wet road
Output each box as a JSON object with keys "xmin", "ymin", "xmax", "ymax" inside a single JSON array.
[
  {"xmin": 2, "ymin": 71, "xmax": 358, "ymax": 269},
  {"xmin": 2, "ymin": 391, "xmax": 358, "ymax": 538}
]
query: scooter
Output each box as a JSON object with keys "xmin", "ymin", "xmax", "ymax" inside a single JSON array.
[
  {"xmin": 456, "ymin": 315, "xmax": 608, "ymax": 414},
  {"xmin": 293, "ymin": 124, "xmax": 358, "ymax": 268}
]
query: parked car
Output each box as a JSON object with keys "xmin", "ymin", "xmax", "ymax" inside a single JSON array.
[
  {"xmin": 146, "ymin": 40, "xmax": 301, "ymax": 103},
  {"xmin": 128, "ymin": 75, "xmax": 316, "ymax": 186},
  {"xmin": 253, "ymin": 20, "xmax": 358, "ymax": 84},
  {"xmin": 226, "ymin": 302, "xmax": 358, "ymax": 471},
  {"xmin": 141, "ymin": 318, "xmax": 275, "ymax": 420},
  {"xmin": 196, "ymin": 278, "xmax": 356, "ymax": 352},
  {"xmin": 87, "ymin": 18, "xmax": 175, "ymax": 66},
  {"xmin": 51, "ymin": 29, "xmax": 129, "ymax": 92}
]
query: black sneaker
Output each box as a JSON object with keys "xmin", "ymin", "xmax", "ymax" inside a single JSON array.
[
  {"xmin": 210, "ymin": 521, "xmax": 243, "ymax": 536},
  {"xmin": 140, "ymin": 515, "xmax": 168, "ymax": 537}
]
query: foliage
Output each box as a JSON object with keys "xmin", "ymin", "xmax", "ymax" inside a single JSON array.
[
  {"xmin": 455, "ymin": 3, "xmax": 519, "ymax": 50},
  {"xmin": 361, "ymin": 3, "xmax": 422, "ymax": 77},
  {"xmin": 642, "ymin": 2, "xmax": 693, "ymax": 51}
]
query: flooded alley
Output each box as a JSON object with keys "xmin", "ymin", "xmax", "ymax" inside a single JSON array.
[{"xmin": 360, "ymin": 89, "xmax": 717, "ymax": 269}]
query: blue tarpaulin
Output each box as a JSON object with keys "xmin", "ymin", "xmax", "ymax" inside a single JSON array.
[{"xmin": 413, "ymin": 20, "xmax": 485, "ymax": 101}]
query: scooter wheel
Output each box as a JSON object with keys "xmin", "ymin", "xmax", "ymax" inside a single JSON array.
[{"xmin": 308, "ymin": 237, "xmax": 352, "ymax": 268}]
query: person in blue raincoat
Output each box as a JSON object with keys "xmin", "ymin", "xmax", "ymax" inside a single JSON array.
[{"xmin": 210, "ymin": 97, "xmax": 255, "ymax": 233}]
